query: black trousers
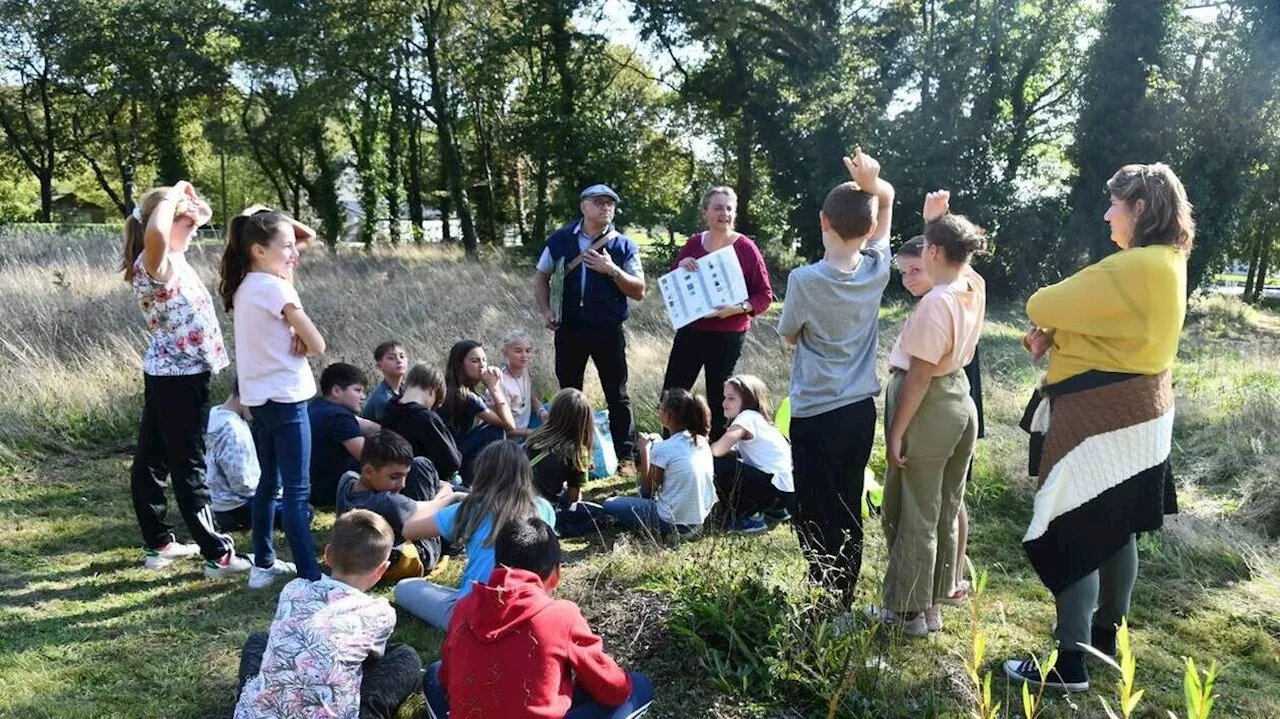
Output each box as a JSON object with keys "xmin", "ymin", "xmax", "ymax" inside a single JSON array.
[
  {"xmin": 238, "ymin": 631, "xmax": 422, "ymax": 719},
  {"xmin": 555, "ymin": 323, "xmax": 635, "ymax": 460},
  {"xmin": 130, "ymin": 372, "xmax": 233, "ymax": 560},
  {"xmin": 789, "ymin": 399, "xmax": 876, "ymax": 605},
  {"xmin": 662, "ymin": 328, "xmax": 746, "ymax": 440},
  {"xmin": 713, "ymin": 456, "xmax": 790, "ymax": 520}
]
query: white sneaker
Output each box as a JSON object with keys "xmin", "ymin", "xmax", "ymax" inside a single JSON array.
[
  {"xmin": 925, "ymin": 604, "xmax": 943, "ymax": 633},
  {"xmin": 204, "ymin": 552, "xmax": 253, "ymax": 579},
  {"xmin": 142, "ymin": 541, "xmax": 201, "ymax": 570},
  {"xmin": 248, "ymin": 560, "xmax": 297, "ymax": 589},
  {"xmin": 865, "ymin": 605, "xmax": 929, "ymax": 638}
]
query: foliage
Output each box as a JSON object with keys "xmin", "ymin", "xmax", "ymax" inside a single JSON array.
[{"xmin": 1, "ymin": 1, "xmax": 1280, "ymax": 296}]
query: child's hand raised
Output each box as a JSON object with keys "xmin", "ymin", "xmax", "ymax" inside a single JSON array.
[
  {"xmin": 922, "ymin": 190, "xmax": 950, "ymax": 224},
  {"xmin": 842, "ymin": 147, "xmax": 881, "ymax": 192}
]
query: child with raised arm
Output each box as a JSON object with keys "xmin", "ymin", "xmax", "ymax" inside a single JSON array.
[
  {"xmin": 234, "ymin": 509, "xmax": 422, "ymax": 719},
  {"xmin": 424, "ymin": 517, "xmax": 654, "ymax": 719},
  {"xmin": 363, "ymin": 340, "xmax": 408, "ymax": 421},
  {"xmin": 123, "ymin": 182, "xmax": 246, "ymax": 577},
  {"xmin": 393, "ymin": 441, "xmax": 557, "ymax": 630},
  {"xmin": 382, "ymin": 363, "xmax": 463, "ymax": 486},
  {"xmin": 336, "ymin": 430, "xmax": 459, "ymax": 582},
  {"xmin": 894, "ymin": 192, "xmax": 986, "ymax": 605},
  {"xmin": 444, "ymin": 340, "xmax": 516, "ymax": 483},
  {"xmin": 499, "ymin": 329, "xmax": 550, "ymax": 439},
  {"xmin": 220, "ymin": 206, "xmax": 325, "ymax": 589},
  {"xmin": 710, "ymin": 374, "xmax": 794, "ymax": 536},
  {"xmin": 871, "ymin": 192, "xmax": 985, "ymax": 637},
  {"xmin": 775, "ymin": 147, "xmax": 894, "ymax": 607},
  {"xmin": 601, "ymin": 388, "xmax": 717, "ymax": 539}
]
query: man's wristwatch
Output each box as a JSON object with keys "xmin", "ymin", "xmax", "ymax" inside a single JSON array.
[
  {"xmin": 739, "ymin": 301, "xmax": 752, "ymax": 315},
  {"xmin": 610, "ymin": 267, "xmax": 621, "ymax": 279}
]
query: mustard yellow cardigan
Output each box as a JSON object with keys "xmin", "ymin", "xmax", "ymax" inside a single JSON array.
[{"xmin": 1027, "ymin": 245, "xmax": 1187, "ymax": 384}]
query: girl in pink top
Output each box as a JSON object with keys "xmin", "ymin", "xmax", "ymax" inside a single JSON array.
[
  {"xmin": 871, "ymin": 191, "xmax": 986, "ymax": 638},
  {"xmin": 123, "ymin": 182, "xmax": 247, "ymax": 578},
  {"xmin": 219, "ymin": 206, "xmax": 325, "ymax": 589},
  {"xmin": 662, "ymin": 187, "xmax": 774, "ymax": 439}
]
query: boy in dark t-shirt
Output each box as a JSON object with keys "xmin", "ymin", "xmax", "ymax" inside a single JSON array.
[
  {"xmin": 336, "ymin": 430, "xmax": 460, "ymax": 581},
  {"xmin": 381, "ymin": 363, "xmax": 463, "ymax": 485},
  {"xmin": 310, "ymin": 363, "xmax": 376, "ymax": 508}
]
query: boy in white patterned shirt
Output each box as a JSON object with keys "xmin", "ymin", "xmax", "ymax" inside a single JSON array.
[
  {"xmin": 234, "ymin": 509, "xmax": 422, "ymax": 719},
  {"xmin": 205, "ymin": 380, "xmax": 262, "ymax": 532}
]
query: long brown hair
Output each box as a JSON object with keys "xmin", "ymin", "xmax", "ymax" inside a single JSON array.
[
  {"xmin": 1106, "ymin": 163, "xmax": 1196, "ymax": 251},
  {"xmin": 218, "ymin": 210, "xmax": 289, "ymax": 311},
  {"xmin": 445, "ymin": 340, "xmax": 482, "ymax": 426},
  {"xmin": 120, "ymin": 187, "xmax": 174, "ymax": 282},
  {"xmin": 454, "ymin": 441, "xmax": 538, "ymax": 548},
  {"xmin": 725, "ymin": 374, "xmax": 773, "ymax": 421},
  {"xmin": 526, "ymin": 388, "xmax": 593, "ymax": 472}
]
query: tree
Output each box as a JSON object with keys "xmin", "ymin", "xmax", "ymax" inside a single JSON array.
[
  {"xmin": 0, "ymin": 0, "xmax": 76, "ymax": 221},
  {"xmin": 1067, "ymin": 0, "xmax": 1179, "ymax": 264}
]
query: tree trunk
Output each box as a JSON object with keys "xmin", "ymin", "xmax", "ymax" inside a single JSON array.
[
  {"xmin": 549, "ymin": 0, "xmax": 580, "ymax": 198},
  {"xmin": 439, "ymin": 156, "xmax": 453, "ymax": 244},
  {"xmin": 1254, "ymin": 239, "xmax": 1274, "ymax": 304},
  {"xmin": 1244, "ymin": 232, "xmax": 1262, "ymax": 301},
  {"xmin": 386, "ymin": 95, "xmax": 403, "ymax": 245},
  {"xmin": 308, "ymin": 123, "xmax": 344, "ymax": 247},
  {"xmin": 422, "ymin": 3, "xmax": 479, "ymax": 259},
  {"xmin": 406, "ymin": 105, "xmax": 426, "ymax": 244},
  {"xmin": 153, "ymin": 100, "xmax": 187, "ymax": 184}
]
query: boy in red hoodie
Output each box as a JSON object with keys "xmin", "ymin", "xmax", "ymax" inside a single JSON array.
[{"xmin": 424, "ymin": 517, "xmax": 655, "ymax": 719}]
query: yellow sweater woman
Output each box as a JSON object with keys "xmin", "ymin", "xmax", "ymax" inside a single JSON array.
[{"xmin": 1006, "ymin": 163, "xmax": 1194, "ymax": 695}]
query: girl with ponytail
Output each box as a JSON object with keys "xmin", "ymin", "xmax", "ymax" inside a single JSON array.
[
  {"xmin": 219, "ymin": 205, "xmax": 326, "ymax": 589},
  {"xmin": 124, "ymin": 182, "xmax": 248, "ymax": 579}
]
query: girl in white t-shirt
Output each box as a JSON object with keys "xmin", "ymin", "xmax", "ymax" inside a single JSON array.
[
  {"xmin": 219, "ymin": 206, "xmax": 325, "ymax": 590},
  {"xmin": 497, "ymin": 329, "xmax": 548, "ymax": 439},
  {"xmin": 602, "ymin": 388, "xmax": 716, "ymax": 538},
  {"xmin": 710, "ymin": 374, "xmax": 794, "ymax": 536}
]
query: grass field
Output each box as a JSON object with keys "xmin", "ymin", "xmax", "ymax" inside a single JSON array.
[{"xmin": 1, "ymin": 229, "xmax": 1278, "ymax": 718}]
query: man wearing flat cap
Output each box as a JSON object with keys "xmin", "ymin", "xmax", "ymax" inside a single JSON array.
[{"xmin": 532, "ymin": 184, "xmax": 646, "ymax": 474}]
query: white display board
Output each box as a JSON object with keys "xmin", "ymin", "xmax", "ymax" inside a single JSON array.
[{"xmin": 658, "ymin": 245, "xmax": 749, "ymax": 330}]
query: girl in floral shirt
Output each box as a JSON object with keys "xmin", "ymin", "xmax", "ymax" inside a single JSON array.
[{"xmin": 123, "ymin": 182, "xmax": 248, "ymax": 578}]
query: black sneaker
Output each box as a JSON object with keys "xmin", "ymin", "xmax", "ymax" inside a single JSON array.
[{"xmin": 1003, "ymin": 650, "xmax": 1090, "ymax": 693}]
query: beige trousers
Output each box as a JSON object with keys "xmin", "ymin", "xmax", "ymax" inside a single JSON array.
[{"xmin": 881, "ymin": 369, "xmax": 978, "ymax": 614}]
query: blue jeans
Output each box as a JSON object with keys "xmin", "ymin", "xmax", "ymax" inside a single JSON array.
[
  {"xmin": 423, "ymin": 660, "xmax": 654, "ymax": 719},
  {"xmin": 602, "ymin": 496, "xmax": 708, "ymax": 539},
  {"xmin": 251, "ymin": 400, "xmax": 320, "ymax": 579}
]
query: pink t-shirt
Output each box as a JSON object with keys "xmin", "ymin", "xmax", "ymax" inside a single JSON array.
[
  {"xmin": 233, "ymin": 272, "xmax": 316, "ymax": 406},
  {"xmin": 889, "ymin": 267, "xmax": 986, "ymax": 376}
]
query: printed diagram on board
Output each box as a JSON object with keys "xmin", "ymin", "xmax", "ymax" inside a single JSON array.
[{"xmin": 658, "ymin": 246, "xmax": 749, "ymax": 330}]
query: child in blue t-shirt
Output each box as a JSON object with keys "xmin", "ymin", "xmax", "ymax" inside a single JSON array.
[{"xmin": 393, "ymin": 440, "xmax": 555, "ymax": 631}]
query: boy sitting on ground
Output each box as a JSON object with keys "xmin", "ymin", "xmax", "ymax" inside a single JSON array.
[
  {"xmin": 310, "ymin": 362, "xmax": 379, "ymax": 508},
  {"xmin": 363, "ymin": 340, "xmax": 408, "ymax": 422},
  {"xmin": 234, "ymin": 509, "xmax": 422, "ymax": 719},
  {"xmin": 337, "ymin": 430, "xmax": 461, "ymax": 582},
  {"xmin": 424, "ymin": 516, "xmax": 654, "ymax": 719},
  {"xmin": 205, "ymin": 377, "xmax": 264, "ymax": 532}
]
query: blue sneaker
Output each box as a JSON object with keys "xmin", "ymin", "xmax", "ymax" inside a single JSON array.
[
  {"xmin": 763, "ymin": 507, "xmax": 792, "ymax": 524},
  {"xmin": 729, "ymin": 517, "xmax": 768, "ymax": 535}
]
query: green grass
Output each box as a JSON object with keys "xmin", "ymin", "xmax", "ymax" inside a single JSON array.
[{"xmin": 1, "ymin": 230, "xmax": 1279, "ymax": 717}]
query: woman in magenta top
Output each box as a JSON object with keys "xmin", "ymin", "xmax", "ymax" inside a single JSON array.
[{"xmin": 662, "ymin": 187, "xmax": 774, "ymax": 439}]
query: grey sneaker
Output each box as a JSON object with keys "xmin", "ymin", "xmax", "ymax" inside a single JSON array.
[
  {"xmin": 925, "ymin": 604, "xmax": 943, "ymax": 633},
  {"xmin": 142, "ymin": 541, "xmax": 201, "ymax": 570},
  {"xmin": 866, "ymin": 605, "xmax": 928, "ymax": 638},
  {"xmin": 248, "ymin": 560, "xmax": 297, "ymax": 590}
]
